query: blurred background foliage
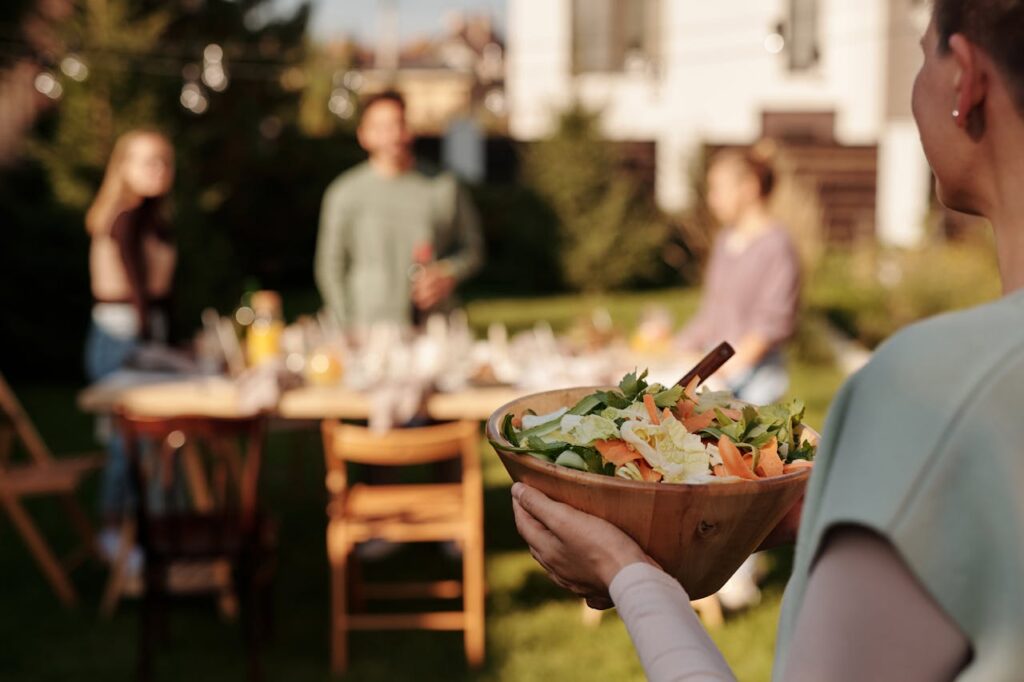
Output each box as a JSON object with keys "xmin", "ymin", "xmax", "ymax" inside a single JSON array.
[
  {"xmin": 0, "ymin": 0, "xmax": 1005, "ymax": 383},
  {"xmin": 521, "ymin": 106, "xmax": 672, "ymax": 292}
]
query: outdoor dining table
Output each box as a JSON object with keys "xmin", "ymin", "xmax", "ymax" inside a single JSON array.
[{"xmin": 76, "ymin": 372, "xmax": 531, "ymax": 422}]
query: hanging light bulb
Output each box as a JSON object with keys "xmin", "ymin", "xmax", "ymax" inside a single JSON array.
[
  {"xmin": 201, "ymin": 43, "xmax": 229, "ymax": 92},
  {"xmin": 202, "ymin": 62, "xmax": 229, "ymax": 92},
  {"xmin": 328, "ymin": 89, "xmax": 355, "ymax": 119},
  {"xmin": 342, "ymin": 70, "xmax": 364, "ymax": 92},
  {"xmin": 180, "ymin": 81, "xmax": 209, "ymax": 114},
  {"xmin": 34, "ymin": 71, "xmax": 63, "ymax": 99},
  {"xmin": 59, "ymin": 54, "xmax": 89, "ymax": 82},
  {"xmin": 203, "ymin": 43, "xmax": 223, "ymax": 64}
]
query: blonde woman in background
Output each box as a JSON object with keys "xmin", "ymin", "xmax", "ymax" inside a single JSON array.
[{"xmin": 84, "ymin": 129, "xmax": 176, "ymax": 559}]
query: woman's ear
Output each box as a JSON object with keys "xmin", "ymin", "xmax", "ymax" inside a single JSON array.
[{"xmin": 948, "ymin": 34, "xmax": 988, "ymax": 130}]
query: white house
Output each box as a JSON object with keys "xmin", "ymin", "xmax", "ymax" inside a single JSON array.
[{"xmin": 506, "ymin": 0, "xmax": 933, "ymax": 246}]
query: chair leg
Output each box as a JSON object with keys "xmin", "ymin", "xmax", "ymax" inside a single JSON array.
[
  {"xmin": 139, "ymin": 561, "xmax": 166, "ymax": 682},
  {"xmin": 234, "ymin": 557, "xmax": 263, "ymax": 682},
  {"xmin": 328, "ymin": 527, "xmax": 349, "ymax": 674},
  {"xmin": 462, "ymin": 532, "xmax": 486, "ymax": 668},
  {"xmin": 59, "ymin": 493, "xmax": 99, "ymax": 566},
  {"xmin": 1, "ymin": 492, "xmax": 78, "ymax": 607},
  {"xmin": 100, "ymin": 519, "xmax": 136, "ymax": 617}
]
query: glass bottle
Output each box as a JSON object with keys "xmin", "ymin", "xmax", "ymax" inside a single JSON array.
[{"xmin": 246, "ymin": 290, "xmax": 284, "ymax": 366}]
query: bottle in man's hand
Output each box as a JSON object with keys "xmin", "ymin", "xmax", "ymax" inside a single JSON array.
[{"xmin": 409, "ymin": 241, "xmax": 435, "ymax": 327}]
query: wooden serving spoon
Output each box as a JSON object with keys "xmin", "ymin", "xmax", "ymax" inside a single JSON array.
[{"xmin": 675, "ymin": 342, "xmax": 735, "ymax": 388}]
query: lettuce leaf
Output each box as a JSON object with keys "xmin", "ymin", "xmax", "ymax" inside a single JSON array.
[{"xmin": 618, "ymin": 369, "xmax": 650, "ymax": 400}]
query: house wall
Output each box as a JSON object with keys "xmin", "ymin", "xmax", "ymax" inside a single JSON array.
[{"xmin": 507, "ymin": 0, "xmax": 932, "ymax": 244}]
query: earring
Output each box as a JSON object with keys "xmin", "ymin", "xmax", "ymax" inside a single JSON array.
[{"xmin": 952, "ymin": 109, "xmax": 961, "ymax": 119}]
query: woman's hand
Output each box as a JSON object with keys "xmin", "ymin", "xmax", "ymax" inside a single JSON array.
[{"xmin": 511, "ymin": 482, "xmax": 658, "ymax": 609}]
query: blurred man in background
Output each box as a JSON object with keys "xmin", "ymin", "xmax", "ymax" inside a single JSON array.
[{"xmin": 315, "ymin": 91, "xmax": 484, "ymax": 329}]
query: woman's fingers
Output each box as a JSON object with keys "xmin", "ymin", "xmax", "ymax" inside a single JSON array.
[
  {"xmin": 586, "ymin": 596, "xmax": 614, "ymax": 611},
  {"xmin": 512, "ymin": 497, "xmax": 562, "ymax": 557},
  {"xmin": 510, "ymin": 482, "xmax": 580, "ymax": 539}
]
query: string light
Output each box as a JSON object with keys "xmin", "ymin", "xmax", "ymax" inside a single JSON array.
[
  {"xmin": 201, "ymin": 42, "xmax": 229, "ymax": 92},
  {"xmin": 328, "ymin": 89, "xmax": 354, "ymax": 119},
  {"xmin": 59, "ymin": 54, "xmax": 89, "ymax": 81},
  {"xmin": 33, "ymin": 71, "xmax": 63, "ymax": 99},
  {"xmin": 342, "ymin": 70, "xmax": 363, "ymax": 92},
  {"xmin": 180, "ymin": 81, "xmax": 209, "ymax": 114}
]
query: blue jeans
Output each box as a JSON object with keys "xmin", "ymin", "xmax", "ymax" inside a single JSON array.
[
  {"xmin": 728, "ymin": 350, "xmax": 789, "ymax": 405},
  {"xmin": 85, "ymin": 318, "xmax": 141, "ymax": 519}
]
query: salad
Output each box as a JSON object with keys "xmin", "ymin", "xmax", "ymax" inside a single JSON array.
[{"xmin": 496, "ymin": 370, "xmax": 816, "ymax": 484}]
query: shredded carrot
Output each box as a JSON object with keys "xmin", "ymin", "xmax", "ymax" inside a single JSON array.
[
  {"xmin": 683, "ymin": 410, "xmax": 715, "ymax": 433},
  {"xmin": 662, "ymin": 407, "xmax": 673, "ymax": 422},
  {"xmin": 712, "ymin": 464, "xmax": 725, "ymax": 477},
  {"xmin": 675, "ymin": 398, "xmax": 695, "ymax": 419},
  {"xmin": 511, "ymin": 416, "xmax": 523, "ymax": 429},
  {"xmin": 757, "ymin": 437, "xmax": 784, "ymax": 478},
  {"xmin": 595, "ymin": 439, "xmax": 642, "ymax": 466},
  {"xmin": 636, "ymin": 459, "xmax": 663, "ymax": 483},
  {"xmin": 783, "ymin": 460, "xmax": 814, "ymax": 474},
  {"xmin": 717, "ymin": 436, "xmax": 759, "ymax": 480},
  {"xmin": 684, "ymin": 375, "xmax": 701, "ymax": 401},
  {"xmin": 643, "ymin": 393, "xmax": 661, "ymax": 425}
]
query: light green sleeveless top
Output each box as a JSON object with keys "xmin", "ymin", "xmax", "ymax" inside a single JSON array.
[{"xmin": 774, "ymin": 289, "xmax": 1024, "ymax": 680}]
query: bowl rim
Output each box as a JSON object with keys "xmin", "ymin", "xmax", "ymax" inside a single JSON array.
[{"xmin": 486, "ymin": 385, "xmax": 815, "ymax": 491}]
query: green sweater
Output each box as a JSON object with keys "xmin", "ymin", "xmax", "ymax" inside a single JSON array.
[
  {"xmin": 774, "ymin": 288, "xmax": 1024, "ymax": 680},
  {"xmin": 314, "ymin": 161, "xmax": 484, "ymax": 327}
]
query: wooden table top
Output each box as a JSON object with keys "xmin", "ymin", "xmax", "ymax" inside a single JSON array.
[{"xmin": 77, "ymin": 374, "xmax": 531, "ymax": 423}]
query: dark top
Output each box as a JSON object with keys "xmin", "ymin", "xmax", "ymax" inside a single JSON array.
[{"xmin": 106, "ymin": 199, "xmax": 173, "ymax": 338}]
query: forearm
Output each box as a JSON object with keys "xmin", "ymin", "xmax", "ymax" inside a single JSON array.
[
  {"xmin": 676, "ymin": 311, "xmax": 712, "ymax": 352},
  {"xmin": 728, "ymin": 333, "xmax": 772, "ymax": 374},
  {"xmin": 609, "ymin": 563, "xmax": 735, "ymax": 681},
  {"xmin": 315, "ymin": 193, "xmax": 349, "ymax": 326},
  {"xmin": 442, "ymin": 187, "xmax": 484, "ymax": 282},
  {"xmin": 111, "ymin": 220, "xmax": 150, "ymax": 336},
  {"xmin": 314, "ymin": 262, "xmax": 347, "ymax": 327}
]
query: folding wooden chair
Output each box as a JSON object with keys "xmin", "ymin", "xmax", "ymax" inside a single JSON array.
[
  {"xmin": 0, "ymin": 372, "xmax": 102, "ymax": 607},
  {"xmin": 321, "ymin": 420, "xmax": 485, "ymax": 673},
  {"xmin": 117, "ymin": 410, "xmax": 276, "ymax": 682}
]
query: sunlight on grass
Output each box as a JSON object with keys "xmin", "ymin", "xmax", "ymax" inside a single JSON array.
[{"xmin": 2, "ymin": 290, "xmax": 848, "ymax": 682}]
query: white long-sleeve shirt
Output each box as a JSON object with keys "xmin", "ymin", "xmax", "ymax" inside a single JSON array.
[{"xmin": 609, "ymin": 563, "xmax": 734, "ymax": 681}]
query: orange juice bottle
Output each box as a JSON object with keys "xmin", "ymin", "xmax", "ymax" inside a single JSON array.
[{"xmin": 246, "ymin": 290, "xmax": 284, "ymax": 366}]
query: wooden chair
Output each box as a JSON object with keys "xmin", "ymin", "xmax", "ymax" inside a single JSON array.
[
  {"xmin": 0, "ymin": 372, "xmax": 102, "ymax": 607},
  {"xmin": 321, "ymin": 420, "xmax": 485, "ymax": 673},
  {"xmin": 118, "ymin": 411, "xmax": 276, "ymax": 682}
]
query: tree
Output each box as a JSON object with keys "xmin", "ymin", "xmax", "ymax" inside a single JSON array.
[
  {"xmin": 1, "ymin": 0, "xmax": 367, "ymax": 378},
  {"xmin": 523, "ymin": 106, "xmax": 669, "ymax": 292},
  {"xmin": 26, "ymin": 0, "xmax": 333, "ymax": 328}
]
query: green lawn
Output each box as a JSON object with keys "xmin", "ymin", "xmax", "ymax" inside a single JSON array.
[{"xmin": 0, "ymin": 290, "xmax": 846, "ymax": 681}]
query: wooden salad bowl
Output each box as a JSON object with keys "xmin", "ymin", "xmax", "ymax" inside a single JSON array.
[{"xmin": 487, "ymin": 386, "xmax": 816, "ymax": 600}]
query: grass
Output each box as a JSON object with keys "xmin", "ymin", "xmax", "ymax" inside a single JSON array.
[{"xmin": 0, "ymin": 290, "xmax": 846, "ymax": 681}]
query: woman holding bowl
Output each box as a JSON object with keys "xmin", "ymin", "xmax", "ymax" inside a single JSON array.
[{"xmin": 513, "ymin": 2, "xmax": 1024, "ymax": 678}]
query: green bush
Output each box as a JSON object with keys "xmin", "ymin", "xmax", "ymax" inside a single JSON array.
[
  {"xmin": 807, "ymin": 241, "xmax": 1002, "ymax": 348},
  {"xmin": 522, "ymin": 106, "xmax": 670, "ymax": 292}
]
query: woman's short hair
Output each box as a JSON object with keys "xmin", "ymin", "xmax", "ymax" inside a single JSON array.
[
  {"xmin": 934, "ymin": 0, "xmax": 1024, "ymax": 112},
  {"xmin": 711, "ymin": 141, "xmax": 777, "ymax": 199}
]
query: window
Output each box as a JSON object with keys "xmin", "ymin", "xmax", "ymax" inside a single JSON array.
[
  {"xmin": 787, "ymin": 0, "xmax": 819, "ymax": 71},
  {"xmin": 572, "ymin": 0, "xmax": 660, "ymax": 74}
]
